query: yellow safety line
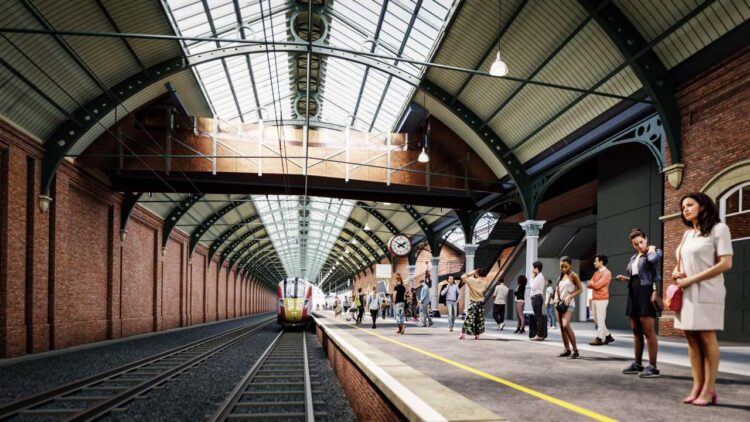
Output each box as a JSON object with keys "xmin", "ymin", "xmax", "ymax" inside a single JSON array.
[{"xmin": 346, "ymin": 322, "xmax": 617, "ymax": 422}]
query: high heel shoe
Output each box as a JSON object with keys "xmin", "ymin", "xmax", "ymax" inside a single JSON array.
[
  {"xmin": 682, "ymin": 395, "xmax": 698, "ymax": 404},
  {"xmin": 514, "ymin": 327, "xmax": 520, "ymax": 333},
  {"xmin": 692, "ymin": 391, "xmax": 718, "ymax": 406},
  {"xmin": 682, "ymin": 389, "xmax": 702, "ymax": 404},
  {"xmin": 558, "ymin": 350, "xmax": 571, "ymax": 357}
]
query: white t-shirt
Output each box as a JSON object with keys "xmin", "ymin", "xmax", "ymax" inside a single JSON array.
[
  {"xmin": 493, "ymin": 284, "xmax": 509, "ymax": 305},
  {"xmin": 530, "ymin": 273, "xmax": 545, "ymax": 296}
]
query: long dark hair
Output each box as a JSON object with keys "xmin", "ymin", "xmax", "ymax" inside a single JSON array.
[
  {"xmin": 680, "ymin": 192, "xmax": 720, "ymax": 237},
  {"xmin": 516, "ymin": 274, "xmax": 527, "ymax": 287}
]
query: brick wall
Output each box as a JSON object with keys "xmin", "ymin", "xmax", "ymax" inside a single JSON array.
[
  {"xmin": 316, "ymin": 324, "xmax": 403, "ymax": 421},
  {"xmin": 0, "ymin": 119, "xmax": 275, "ymax": 358},
  {"xmin": 659, "ymin": 48, "xmax": 750, "ymax": 336},
  {"xmin": 121, "ymin": 218, "xmax": 157, "ymax": 337}
]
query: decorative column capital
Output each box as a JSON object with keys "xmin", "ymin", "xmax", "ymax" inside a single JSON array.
[
  {"xmin": 663, "ymin": 163, "xmax": 685, "ymax": 189},
  {"xmin": 519, "ymin": 220, "xmax": 546, "ymax": 237},
  {"xmin": 464, "ymin": 243, "xmax": 478, "ymax": 256}
]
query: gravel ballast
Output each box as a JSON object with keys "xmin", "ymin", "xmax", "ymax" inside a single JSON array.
[
  {"xmin": 103, "ymin": 327, "xmax": 356, "ymax": 421},
  {"xmin": 0, "ymin": 314, "xmax": 273, "ymax": 406}
]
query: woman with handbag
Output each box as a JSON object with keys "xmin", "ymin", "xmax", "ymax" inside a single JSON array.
[
  {"xmin": 672, "ymin": 193, "xmax": 733, "ymax": 406},
  {"xmin": 615, "ymin": 228, "xmax": 663, "ymax": 378},
  {"xmin": 553, "ymin": 256, "xmax": 583, "ymax": 359}
]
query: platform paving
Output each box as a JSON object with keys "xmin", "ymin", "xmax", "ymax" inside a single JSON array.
[{"xmin": 316, "ymin": 311, "xmax": 750, "ymax": 421}]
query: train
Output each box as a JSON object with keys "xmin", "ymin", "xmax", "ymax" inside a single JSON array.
[{"xmin": 276, "ymin": 277, "xmax": 313, "ymax": 327}]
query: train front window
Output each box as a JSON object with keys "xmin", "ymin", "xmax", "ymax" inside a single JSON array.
[{"xmin": 285, "ymin": 280, "xmax": 301, "ymax": 298}]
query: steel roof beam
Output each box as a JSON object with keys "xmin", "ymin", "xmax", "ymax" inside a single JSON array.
[
  {"xmin": 450, "ymin": 0, "xmax": 528, "ymax": 103},
  {"xmin": 480, "ymin": 1, "xmax": 607, "ymax": 130},
  {"xmin": 163, "ymin": 193, "xmax": 204, "ymax": 248},
  {"xmin": 577, "ymin": 0, "xmax": 687, "ymax": 164},
  {"xmin": 420, "ymin": 80, "xmax": 535, "ymax": 218}
]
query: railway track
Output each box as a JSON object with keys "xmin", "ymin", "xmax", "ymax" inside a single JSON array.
[
  {"xmin": 209, "ymin": 330, "xmax": 325, "ymax": 421},
  {"xmin": 0, "ymin": 316, "xmax": 275, "ymax": 421}
]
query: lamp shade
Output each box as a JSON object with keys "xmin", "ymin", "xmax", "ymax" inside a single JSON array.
[
  {"xmin": 489, "ymin": 51, "xmax": 508, "ymax": 77},
  {"xmin": 417, "ymin": 147, "xmax": 429, "ymax": 163}
]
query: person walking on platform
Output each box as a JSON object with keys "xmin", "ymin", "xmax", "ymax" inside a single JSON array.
[
  {"xmin": 588, "ymin": 255, "xmax": 614, "ymax": 346},
  {"xmin": 443, "ymin": 276, "xmax": 461, "ymax": 332},
  {"xmin": 615, "ymin": 228, "xmax": 663, "ymax": 378},
  {"xmin": 530, "ymin": 261, "xmax": 547, "ymax": 341},
  {"xmin": 343, "ymin": 296, "xmax": 349, "ymax": 314},
  {"xmin": 368, "ymin": 286, "xmax": 380, "ymax": 329},
  {"xmin": 545, "ymin": 280, "xmax": 557, "ymax": 329},
  {"xmin": 459, "ymin": 269, "xmax": 490, "ymax": 340},
  {"xmin": 355, "ymin": 288, "xmax": 366, "ymax": 325},
  {"xmin": 393, "ymin": 274, "xmax": 407, "ymax": 334},
  {"xmin": 410, "ymin": 286, "xmax": 419, "ymax": 321},
  {"xmin": 554, "ymin": 256, "xmax": 583, "ymax": 359},
  {"xmin": 424, "ymin": 270, "xmax": 434, "ymax": 326},
  {"xmin": 513, "ymin": 275, "xmax": 527, "ymax": 333},
  {"xmin": 672, "ymin": 193, "xmax": 733, "ymax": 405},
  {"xmin": 492, "ymin": 278, "xmax": 509, "ymax": 330},
  {"xmin": 417, "ymin": 279, "xmax": 430, "ymax": 327}
]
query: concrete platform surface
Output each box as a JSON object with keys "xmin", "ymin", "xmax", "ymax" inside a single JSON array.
[{"xmin": 316, "ymin": 311, "xmax": 750, "ymax": 422}]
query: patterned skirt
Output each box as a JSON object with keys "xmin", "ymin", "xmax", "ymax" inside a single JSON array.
[{"xmin": 463, "ymin": 301, "xmax": 485, "ymax": 336}]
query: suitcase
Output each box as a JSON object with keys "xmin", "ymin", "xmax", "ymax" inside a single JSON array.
[{"xmin": 529, "ymin": 314, "xmax": 548, "ymax": 339}]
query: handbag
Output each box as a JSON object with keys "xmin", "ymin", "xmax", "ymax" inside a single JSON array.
[
  {"xmin": 555, "ymin": 302, "xmax": 568, "ymax": 314},
  {"xmin": 664, "ymin": 231, "xmax": 689, "ymax": 312},
  {"xmin": 665, "ymin": 283, "xmax": 683, "ymax": 312}
]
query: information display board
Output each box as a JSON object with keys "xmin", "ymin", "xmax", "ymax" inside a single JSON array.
[{"xmin": 375, "ymin": 264, "xmax": 392, "ymax": 279}]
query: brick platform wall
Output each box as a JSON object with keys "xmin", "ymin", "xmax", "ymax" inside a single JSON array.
[
  {"xmin": 316, "ymin": 324, "xmax": 403, "ymax": 421},
  {"xmin": 121, "ymin": 218, "xmax": 157, "ymax": 337},
  {"xmin": 659, "ymin": 48, "xmax": 750, "ymax": 336},
  {"xmin": 0, "ymin": 120, "xmax": 275, "ymax": 358}
]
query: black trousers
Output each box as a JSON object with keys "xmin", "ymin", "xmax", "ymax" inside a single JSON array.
[
  {"xmin": 370, "ymin": 309, "xmax": 379, "ymax": 327},
  {"xmin": 357, "ymin": 307, "xmax": 365, "ymax": 324},
  {"xmin": 492, "ymin": 304, "xmax": 506, "ymax": 324},
  {"xmin": 531, "ymin": 294, "xmax": 544, "ymax": 335}
]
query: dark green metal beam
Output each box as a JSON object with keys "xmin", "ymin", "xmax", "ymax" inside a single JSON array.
[
  {"xmin": 163, "ymin": 193, "xmax": 203, "ymax": 248},
  {"xmin": 208, "ymin": 214, "xmax": 261, "ymax": 263},
  {"xmin": 419, "ymin": 80, "xmax": 536, "ymax": 219},
  {"xmin": 577, "ymin": 0, "xmax": 686, "ymax": 163},
  {"xmin": 189, "ymin": 195, "xmax": 251, "ymax": 255},
  {"xmin": 120, "ymin": 192, "xmax": 143, "ymax": 233}
]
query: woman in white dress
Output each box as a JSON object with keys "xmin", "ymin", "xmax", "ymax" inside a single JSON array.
[{"xmin": 672, "ymin": 193, "xmax": 733, "ymax": 406}]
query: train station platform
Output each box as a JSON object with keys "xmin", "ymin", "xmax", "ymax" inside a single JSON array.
[{"xmin": 313, "ymin": 311, "xmax": 750, "ymax": 421}]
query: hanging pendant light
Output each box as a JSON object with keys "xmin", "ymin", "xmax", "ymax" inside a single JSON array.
[
  {"xmin": 490, "ymin": 50, "xmax": 508, "ymax": 77},
  {"xmin": 418, "ymin": 91, "xmax": 430, "ymax": 163},
  {"xmin": 489, "ymin": 0, "xmax": 509, "ymax": 77},
  {"xmin": 418, "ymin": 147, "xmax": 429, "ymax": 163}
]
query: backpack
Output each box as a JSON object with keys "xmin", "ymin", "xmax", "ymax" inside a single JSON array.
[{"xmin": 354, "ymin": 295, "xmax": 362, "ymax": 307}]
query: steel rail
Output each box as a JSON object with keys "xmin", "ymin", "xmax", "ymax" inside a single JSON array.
[
  {"xmin": 208, "ymin": 330, "xmax": 323, "ymax": 421},
  {"xmin": 0, "ymin": 315, "xmax": 274, "ymax": 420}
]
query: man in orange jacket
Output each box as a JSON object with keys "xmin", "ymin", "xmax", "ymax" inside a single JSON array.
[{"xmin": 588, "ymin": 255, "xmax": 614, "ymax": 345}]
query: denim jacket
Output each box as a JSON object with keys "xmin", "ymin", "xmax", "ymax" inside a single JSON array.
[{"xmin": 626, "ymin": 249, "xmax": 663, "ymax": 287}]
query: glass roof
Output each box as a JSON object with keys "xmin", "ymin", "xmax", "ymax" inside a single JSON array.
[
  {"xmin": 252, "ymin": 195, "xmax": 354, "ymax": 280},
  {"xmin": 163, "ymin": 0, "xmax": 455, "ymax": 133}
]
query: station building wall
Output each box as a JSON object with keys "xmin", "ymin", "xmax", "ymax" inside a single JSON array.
[
  {"xmin": 0, "ymin": 120, "xmax": 274, "ymax": 358},
  {"xmin": 596, "ymin": 144, "xmax": 663, "ymax": 330},
  {"xmin": 660, "ymin": 48, "xmax": 750, "ymax": 341}
]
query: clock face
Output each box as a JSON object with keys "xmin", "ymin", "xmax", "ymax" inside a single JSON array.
[{"xmin": 388, "ymin": 234, "xmax": 412, "ymax": 257}]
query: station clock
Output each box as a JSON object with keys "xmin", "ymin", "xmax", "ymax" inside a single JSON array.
[{"xmin": 388, "ymin": 234, "xmax": 412, "ymax": 257}]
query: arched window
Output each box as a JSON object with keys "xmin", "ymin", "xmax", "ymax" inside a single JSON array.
[
  {"xmin": 472, "ymin": 212, "xmax": 499, "ymax": 244},
  {"xmin": 442, "ymin": 226, "xmax": 465, "ymax": 251},
  {"xmin": 719, "ymin": 181, "xmax": 750, "ymax": 241}
]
